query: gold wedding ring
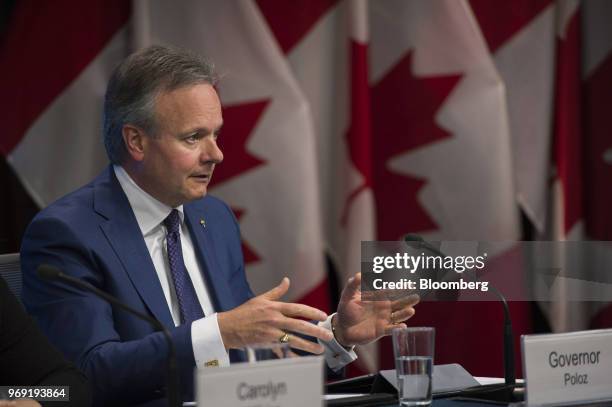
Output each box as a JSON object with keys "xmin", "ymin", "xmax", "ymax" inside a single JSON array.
[{"xmin": 278, "ymin": 333, "xmax": 290, "ymax": 343}]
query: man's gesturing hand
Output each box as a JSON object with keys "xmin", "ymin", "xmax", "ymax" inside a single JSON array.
[
  {"xmin": 218, "ymin": 277, "xmax": 334, "ymax": 354},
  {"xmin": 333, "ymin": 273, "xmax": 420, "ymax": 347}
]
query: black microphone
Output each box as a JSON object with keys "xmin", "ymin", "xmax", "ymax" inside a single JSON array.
[
  {"xmin": 403, "ymin": 235, "xmax": 516, "ymax": 388},
  {"xmin": 37, "ymin": 264, "xmax": 181, "ymax": 407}
]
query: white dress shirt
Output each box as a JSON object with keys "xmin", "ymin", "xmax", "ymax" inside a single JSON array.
[
  {"xmin": 115, "ymin": 165, "xmax": 229, "ymax": 368},
  {"xmin": 114, "ymin": 165, "xmax": 356, "ymax": 370}
]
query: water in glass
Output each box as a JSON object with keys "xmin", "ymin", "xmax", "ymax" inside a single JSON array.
[{"xmin": 395, "ymin": 355, "xmax": 433, "ymax": 406}]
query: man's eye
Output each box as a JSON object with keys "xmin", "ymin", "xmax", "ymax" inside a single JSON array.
[{"xmin": 185, "ymin": 135, "xmax": 198, "ymax": 144}]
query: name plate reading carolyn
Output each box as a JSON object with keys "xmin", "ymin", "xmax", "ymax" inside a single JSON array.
[
  {"xmin": 197, "ymin": 356, "xmax": 323, "ymax": 407},
  {"xmin": 522, "ymin": 328, "xmax": 612, "ymax": 406}
]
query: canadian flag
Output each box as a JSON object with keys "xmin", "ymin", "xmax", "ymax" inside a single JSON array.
[
  {"xmin": 470, "ymin": 0, "xmax": 557, "ymax": 234},
  {"xmin": 368, "ymin": 0, "xmax": 529, "ymax": 377},
  {"xmin": 474, "ymin": 0, "xmax": 612, "ymax": 333},
  {"xmin": 258, "ymin": 0, "xmax": 527, "ymax": 374},
  {"xmin": 470, "ymin": 0, "xmax": 584, "ymax": 331},
  {"xmin": 0, "ymin": 0, "xmax": 130, "ymax": 206}
]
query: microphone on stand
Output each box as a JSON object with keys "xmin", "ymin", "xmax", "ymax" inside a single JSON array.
[
  {"xmin": 403, "ymin": 235, "xmax": 516, "ymax": 389},
  {"xmin": 37, "ymin": 264, "xmax": 181, "ymax": 407}
]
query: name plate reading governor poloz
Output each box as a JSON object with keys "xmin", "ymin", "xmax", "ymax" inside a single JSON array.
[
  {"xmin": 522, "ymin": 328, "xmax": 612, "ymax": 406},
  {"xmin": 197, "ymin": 356, "xmax": 323, "ymax": 407}
]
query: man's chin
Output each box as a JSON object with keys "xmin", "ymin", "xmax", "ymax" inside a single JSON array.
[{"xmin": 186, "ymin": 187, "xmax": 208, "ymax": 201}]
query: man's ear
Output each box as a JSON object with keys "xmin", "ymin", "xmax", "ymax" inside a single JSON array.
[{"xmin": 122, "ymin": 124, "xmax": 147, "ymax": 162}]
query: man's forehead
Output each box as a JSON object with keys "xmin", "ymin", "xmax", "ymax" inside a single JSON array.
[
  {"xmin": 147, "ymin": 88, "xmax": 222, "ymax": 138},
  {"xmin": 154, "ymin": 83, "xmax": 222, "ymax": 120}
]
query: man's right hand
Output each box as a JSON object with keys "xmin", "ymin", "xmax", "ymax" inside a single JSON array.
[{"xmin": 217, "ymin": 277, "xmax": 333, "ymax": 354}]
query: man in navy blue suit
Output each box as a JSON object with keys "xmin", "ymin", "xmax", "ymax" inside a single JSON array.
[{"xmin": 21, "ymin": 45, "xmax": 419, "ymax": 406}]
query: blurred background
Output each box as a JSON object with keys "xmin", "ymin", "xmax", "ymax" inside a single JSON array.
[{"xmin": 1, "ymin": 0, "xmax": 611, "ymax": 378}]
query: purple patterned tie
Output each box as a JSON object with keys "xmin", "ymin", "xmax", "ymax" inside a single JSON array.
[{"xmin": 164, "ymin": 209, "xmax": 204, "ymax": 324}]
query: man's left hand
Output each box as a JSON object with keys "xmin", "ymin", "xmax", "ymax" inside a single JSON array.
[{"xmin": 333, "ymin": 273, "xmax": 419, "ymax": 347}]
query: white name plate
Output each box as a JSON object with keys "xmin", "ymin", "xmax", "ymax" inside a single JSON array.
[
  {"xmin": 196, "ymin": 356, "xmax": 323, "ymax": 407},
  {"xmin": 522, "ymin": 328, "xmax": 612, "ymax": 406}
]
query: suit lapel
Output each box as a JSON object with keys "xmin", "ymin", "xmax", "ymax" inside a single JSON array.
[
  {"xmin": 94, "ymin": 167, "xmax": 174, "ymax": 328},
  {"xmin": 184, "ymin": 203, "xmax": 235, "ymax": 312}
]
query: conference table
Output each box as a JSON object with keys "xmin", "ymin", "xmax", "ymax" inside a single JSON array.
[{"xmin": 324, "ymin": 376, "xmax": 524, "ymax": 407}]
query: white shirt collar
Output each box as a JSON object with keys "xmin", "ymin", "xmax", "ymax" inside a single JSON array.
[{"xmin": 113, "ymin": 165, "xmax": 184, "ymax": 236}]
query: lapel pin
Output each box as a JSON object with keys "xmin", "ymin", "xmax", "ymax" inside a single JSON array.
[{"xmin": 199, "ymin": 218, "xmax": 206, "ymax": 228}]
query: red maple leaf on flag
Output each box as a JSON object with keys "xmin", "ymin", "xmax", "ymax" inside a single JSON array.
[
  {"xmin": 469, "ymin": 0, "xmax": 553, "ymax": 53},
  {"xmin": 212, "ymin": 99, "xmax": 269, "ymax": 264},
  {"xmin": 213, "ymin": 100, "xmax": 269, "ymax": 185},
  {"xmin": 256, "ymin": 0, "xmax": 339, "ymax": 54},
  {"xmin": 371, "ymin": 51, "xmax": 461, "ymax": 240}
]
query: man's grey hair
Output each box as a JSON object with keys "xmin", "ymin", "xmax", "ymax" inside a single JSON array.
[{"xmin": 103, "ymin": 45, "xmax": 218, "ymax": 164}]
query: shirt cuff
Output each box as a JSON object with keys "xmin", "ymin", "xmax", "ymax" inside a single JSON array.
[
  {"xmin": 318, "ymin": 313, "xmax": 358, "ymax": 371},
  {"xmin": 191, "ymin": 313, "xmax": 230, "ymax": 369}
]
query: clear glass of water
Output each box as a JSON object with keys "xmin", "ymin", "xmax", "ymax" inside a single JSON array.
[{"xmin": 392, "ymin": 327, "xmax": 435, "ymax": 406}]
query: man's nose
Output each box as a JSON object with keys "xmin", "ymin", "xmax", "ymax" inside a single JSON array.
[{"xmin": 201, "ymin": 139, "xmax": 223, "ymax": 164}]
